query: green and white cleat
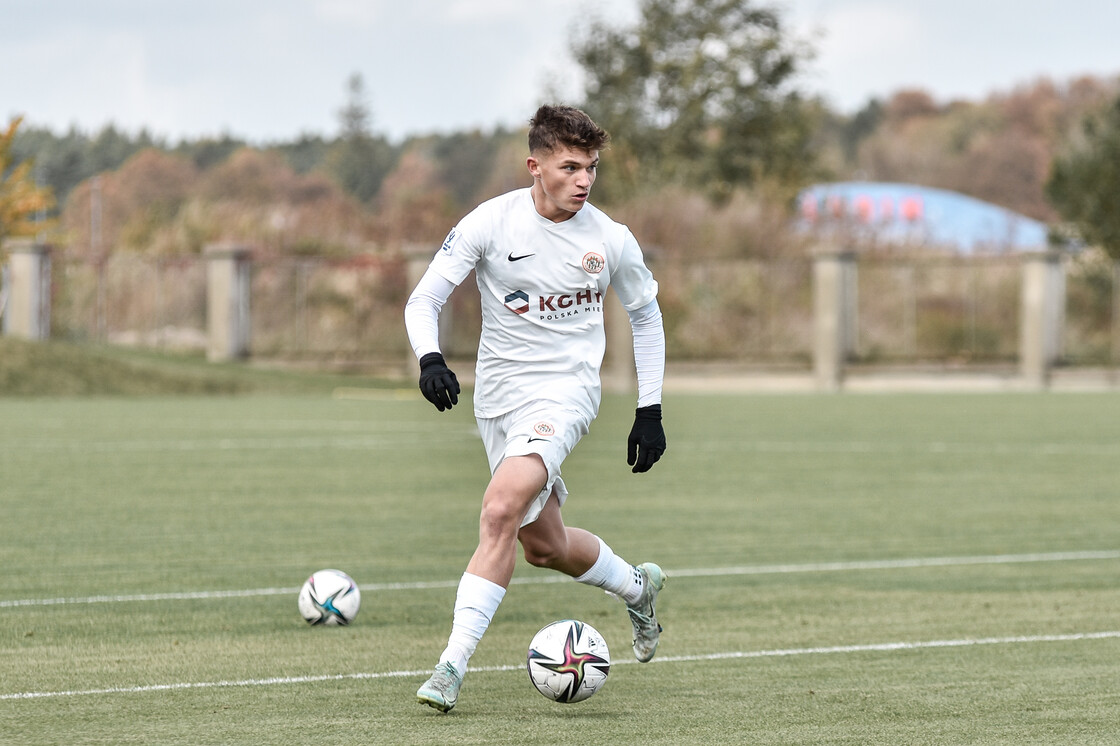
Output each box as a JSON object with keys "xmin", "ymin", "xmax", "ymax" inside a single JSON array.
[
  {"xmin": 416, "ymin": 661, "xmax": 463, "ymax": 713},
  {"xmin": 627, "ymin": 562, "xmax": 666, "ymax": 662}
]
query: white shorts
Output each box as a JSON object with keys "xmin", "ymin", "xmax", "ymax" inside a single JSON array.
[{"xmin": 476, "ymin": 401, "xmax": 592, "ymax": 527}]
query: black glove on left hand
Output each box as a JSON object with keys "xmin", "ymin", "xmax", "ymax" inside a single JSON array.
[
  {"xmin": 417, "ymin": 352, "xmax": 460, "ymax": 412},
  {"xmin": 627, "ymin": 404, "xmax": 666, "ymax": 473}
]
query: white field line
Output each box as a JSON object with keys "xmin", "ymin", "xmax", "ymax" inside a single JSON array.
[
  {"xmin": 2, "ymin": 550, "xmax": 1117, "ymax": 609},
  {"xmin": 694, "ymin": 440, "xmax": 1120, "ymax": 456},
  {"xmin": 4, "ymin": 631, "xmax": 1119, "ymax": 701}
]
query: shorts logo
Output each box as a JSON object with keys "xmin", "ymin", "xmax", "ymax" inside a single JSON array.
[
  {"xmin": 533, "ymin": 422, "xmax": 556, "ymax": 437},
  {"xmin": 582, "ymin": 252, "xmax": 605, "ymax": 273},
  {"xmin": 504, "ymin": 290, "xmax": 529, "ymax": 315}
]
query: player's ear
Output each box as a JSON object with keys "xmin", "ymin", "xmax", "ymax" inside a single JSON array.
[{"xmin": 526, "ymin": 155, "xmax": 541, "ymax": 179}]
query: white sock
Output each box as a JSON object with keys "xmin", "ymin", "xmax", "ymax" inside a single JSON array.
[
  {"xmin": 437, "ymin": 572, "xmax": 506, "ymax": 675},
  {"xmin": 574, "ymin": 537, "xmax": 644, "ymax": 605}
]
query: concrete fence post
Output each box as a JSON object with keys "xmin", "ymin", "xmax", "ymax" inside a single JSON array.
[
  {"xmin": 1019, "ymin": 250, "xmax": 1065, "ymax": 389},
  {"xmin": 205, "ymin": 243, "xmax": 252, "ymax": 361},
  {"xmin": 813, "ymin": 249, "xmax": 857, "ymax": 391},
  {"xmin": 1, "ymin": 238, "xmax": 51, "ymax": 341}
]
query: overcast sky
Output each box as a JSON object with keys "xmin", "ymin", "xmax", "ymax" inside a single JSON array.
[{"xmin": 3, "ymin": 0, "xmax": 1118, "ymax": 144}]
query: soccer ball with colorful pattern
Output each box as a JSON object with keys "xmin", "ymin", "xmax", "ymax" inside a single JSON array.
[
  {"xmin": 297, "ymin": 569, "xmax": 361, "ymax": 626},
  {"xmin": 526, "ymin": 619, "xmax": 610, "ymax": 702}
]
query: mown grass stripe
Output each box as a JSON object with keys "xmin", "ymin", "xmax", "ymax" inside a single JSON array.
[
  {"xmin": 3, "ymin": 550, "xmax": 1116, "ymax": 608},
  {"xmin": 5, "ymin": 631, "xmax": 1118, "ymax": 701}
]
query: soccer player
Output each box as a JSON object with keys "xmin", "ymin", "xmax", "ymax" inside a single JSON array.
[{"xmin": 404, "ymin": 104, "xmax": 667, "ymax": 713}]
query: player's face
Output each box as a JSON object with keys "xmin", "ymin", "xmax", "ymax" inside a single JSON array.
[{"xmin": 527, "ymin": 145, "xmax": 599, "ymax": 223}]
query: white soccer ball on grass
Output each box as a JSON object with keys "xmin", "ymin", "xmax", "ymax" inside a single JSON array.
[
  {"xmin": 526, "ymin": 619, "xmax": 611, "ymax": 703},
  {"xmin": 297, "ymin": 569, "xmax": 361, "ymax": 626}
]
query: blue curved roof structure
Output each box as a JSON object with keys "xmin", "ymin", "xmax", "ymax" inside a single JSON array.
[{"xmin": 798, "ymin": 182, "xmax": 1051, "ymax": 254}]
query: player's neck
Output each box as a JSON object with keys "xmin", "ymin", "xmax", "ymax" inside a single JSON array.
[{"xmin": 530, "ymin": 184, "xmax": 580, "ymax": 224}]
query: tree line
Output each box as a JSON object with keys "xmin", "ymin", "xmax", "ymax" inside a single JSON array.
[{"xmin": 5, "ymin": 0, "xmax": 1120, "ymax": 259}]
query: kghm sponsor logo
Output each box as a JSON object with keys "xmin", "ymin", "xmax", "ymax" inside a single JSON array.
[
  {"xmin": 504, "ymin": 290, "xmax": 530, "ymax": 315},
  {"xmin": 538, "ymin": 289, "xmax": 603, "ymax": 320},
  {"xmin": 504, "ymin": 289, "xmax": 604, "ymax": 320}
]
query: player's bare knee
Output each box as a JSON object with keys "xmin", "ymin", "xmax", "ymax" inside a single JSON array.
[
  {"xmin": 520, "ymin": 527, "xmax": 566, "ymax": 568},
  {"xmin": 478, "ymin": 495, "xmax": 524, "ymax": 538},
  {"xmin": 522, "ymin": 541, "xmax": 563, "ymax": 569}
]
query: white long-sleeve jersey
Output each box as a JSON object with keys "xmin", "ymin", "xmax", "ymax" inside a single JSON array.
[{"xmin": 405, "ymin": 188, "xmax": 664, "ymax": 419}]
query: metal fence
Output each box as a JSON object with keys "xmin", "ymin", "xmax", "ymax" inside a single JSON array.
[
  {"xmin": 856, "ymin": 257, "xmax": 1022, "ymax": 364},
  {"xmin": 54, "ymin": 254, "xmax": 209, "ymax": 348},
  {"xmin": 44, "ymin": 250, "xmax": 1120, "ymax": 371},
  {"xmin": 1064, "ymin": 251, "xmax": 1120, "ymax": 365},
  {"xmin": 52, "ymin": 253, "xmax": 411, "ymax": 363},
  {"xmin": 654, "ymin": 257, "xmax": 814, "ymax": 363}
]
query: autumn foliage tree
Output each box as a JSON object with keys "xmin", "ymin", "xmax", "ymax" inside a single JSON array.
[
  {"xmin": 61, "ymin": 147, "xmax": 378, "ymax": 257},
  {"xmin": 847, "ymin": 78, "xmax": 1116, "ymax": 221},
  {"xmin": 0, "ymin": 117, "xmax": 56, "ymax": 243}
]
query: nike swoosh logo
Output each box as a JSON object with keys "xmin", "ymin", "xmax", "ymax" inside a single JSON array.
[
  {"xmin": 508, "ymin": 253, "xmax": 535, "ymax": 262},
  {"xmin": 527, "ymin": 437, "xmax": 549, "ymax": 443}
]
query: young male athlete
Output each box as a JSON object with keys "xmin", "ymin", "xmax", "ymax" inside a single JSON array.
[{"xmin": 404, "ymin": 104, "xmax": 667, "ymax": 713}]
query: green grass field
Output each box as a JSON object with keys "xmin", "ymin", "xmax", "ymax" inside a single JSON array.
[{"xmin": 2, "ymin": 380, "xmax": 1120, "ymax": 744}]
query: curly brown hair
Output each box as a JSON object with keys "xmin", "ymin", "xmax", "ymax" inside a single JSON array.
[{"xmin": 528, "ymin": 105, "xmax": 610, "ymax": 155}]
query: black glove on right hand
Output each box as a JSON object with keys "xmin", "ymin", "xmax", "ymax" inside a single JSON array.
[
  {"xmin": 627, "ymin": 404, "xmax": 666, "ymax": 473},
  {"xmin": 418, "ymin": 352, "xmax": 460, "ymax": 412}
]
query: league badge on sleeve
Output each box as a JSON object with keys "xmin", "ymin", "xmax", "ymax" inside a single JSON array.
[{"xmin": 440, "ymin": 228, "xmax": 458, "ymax": 254}]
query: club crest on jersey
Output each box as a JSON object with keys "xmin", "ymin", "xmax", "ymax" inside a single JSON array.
[
  {"xmin": 504, "ymin": 290, "xmax": 530, "ymax": 315},
  {"xmin": 582, "ymin": 252, "xmax": 605, "ymax": 273},
  {"xmin": 533, "ymin": 422, "xmax": 556, "ymax": 437},
  {"xmin": 440, "ymin": 228, "xmax": 458, "ymax": 254}
]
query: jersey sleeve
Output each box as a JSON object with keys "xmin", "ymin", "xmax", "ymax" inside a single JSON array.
[
  {"xmin": 610, "ymin": 228, "xmax": 659, "ymax": 311},
  {"xmin": 428, "ymin": 206, "xmax": 491, "ymax": 286},
  {"xmin": 404, "ymin": 269, "xmax": 456, "ymax": 359},
  {"xmin": 628, "ymin": 299, "xmax": 665, "ymax": 407}
]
